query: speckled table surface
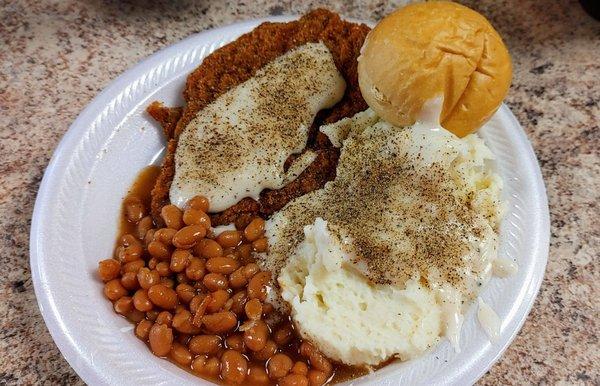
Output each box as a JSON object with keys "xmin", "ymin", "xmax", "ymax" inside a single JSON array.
[{"xmin": 0, "ymin": 0, "xmax": 598, "ymax": 384}]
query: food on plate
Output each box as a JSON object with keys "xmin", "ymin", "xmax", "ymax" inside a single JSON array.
[
  {"xmin": 100, "ymin": 192, "xmax": 343, "ymax": 384},
  {"xmin": 271, "ymin": 109, "xmax": 503, "ymax": 363},
  {"xmin": 99, "ymin": 3, "xmax": 516, "ymax": 384},
  {"xmin": 358, "ymin": 1, "xmax": 512, "ymax": 137},
  {"xmin": 148, "ymin": 9, "xmax": 369, "ymax": 227},
  {"xmin": 169, "ymin": 42, "xmax": 345, "ymax": 212}
]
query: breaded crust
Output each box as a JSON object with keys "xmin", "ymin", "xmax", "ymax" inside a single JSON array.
[{"xmin": 148, "ymin": 9, "xmax": 370, "ymax": 226}]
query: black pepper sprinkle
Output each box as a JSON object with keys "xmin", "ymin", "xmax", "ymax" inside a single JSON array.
[
  {"xmin": 265, "ymin": 123, "xmax": 496, "ymax": 299},
  {"xmin": 172, "ymin": 43, "xmax": 344, "ymax": 209}
]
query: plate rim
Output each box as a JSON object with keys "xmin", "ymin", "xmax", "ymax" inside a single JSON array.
[{"xmin": 30, "ymin": 15, "xmax": 550, "ymax": 386}]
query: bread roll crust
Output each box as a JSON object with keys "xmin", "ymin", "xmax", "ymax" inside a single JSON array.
[{"xmin": 358, "ymin": 1, "xmax": 512, "ymax": 136}]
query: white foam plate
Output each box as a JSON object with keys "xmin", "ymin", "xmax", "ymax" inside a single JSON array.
[{"xmin": 30, "ymin": 16, "xmax": 549, "ymax": 386}]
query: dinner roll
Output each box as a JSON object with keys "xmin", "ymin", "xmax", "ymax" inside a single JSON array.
[{"xmin": 358, "ymin": 1, "xmax": 512, "ymax": 136}]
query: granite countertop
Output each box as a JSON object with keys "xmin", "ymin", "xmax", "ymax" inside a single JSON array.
[{"xmin": 0, "ymin": 0, "xmax": 598, "ymax": 384}]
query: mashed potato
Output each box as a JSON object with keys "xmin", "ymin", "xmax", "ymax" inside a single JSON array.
[
  {"xmin": 278, "ymin": 218, "xmax": 442, "ymax": 365},
  {"xmin": 262, "ymin": 108, "xmax": 505, "ymax": 365}
]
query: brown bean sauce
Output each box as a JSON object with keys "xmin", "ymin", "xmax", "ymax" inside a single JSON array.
[
  {"xmin": 109, "ymin": 166, "xmax": 378, "ymax": 385},
  {"xmin": 118, "ymin": 165, "xmax": 161, "ymax": 238}
]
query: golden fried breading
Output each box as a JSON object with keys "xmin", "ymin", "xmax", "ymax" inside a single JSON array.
[{"xmin": 148, "ymin": 9, "xmax": 370, "ymax": 226}]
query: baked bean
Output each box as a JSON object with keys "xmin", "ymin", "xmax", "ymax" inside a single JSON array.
[
  {"xmin": 170, "ymin": 342, "xmax": 192, "ymax": 366},
  {"xmin": 114, "ymin": 245, "xmax": 125, "ymax": 260},
  {"xmin": 187, "ymin": 195, "xmax": 210, "ymax": 213},
  {"xmin": 113, "ymin": 247, "xmax": 124, "ymax": 261},
  {"xmin": 242, "ymin": 263, "xmax": 260, "ymax": 279},
  {"xmin": 175, "ymin": 283, "xmax": 195, "ymax": 304},
  {"xmin": 253, "ymin": 340, "xmax": 277, "ymax": 361},
  {"xmin": 156, "ymin": 311, "xmax": 173, "ymax": 327},
  {"xmin": 247, "ymin": 271, "xmax": 271, "ymax": 301},
  {"xmin": 308, "ymin": 351, "xmax": 332, "ymax": 374},
  {"xmin": 121, "ymin": 233, "xmax": 138, "ymax": 247},
  {"xmin": 252, "ymin": 237, "xmax": 269, "ymax": 253},
  {"xmin": 229, "ymin": 267, "xmax": 248, "ymax": 289},
  {"xmin": 182, "ymin": 207, "xmax": 200, "ymax": 225},
  {"xmin": 98, "ymin": 259, "xmax": 120, "ymax": 282},
  {"xmin": 172, "ymin": 309, "xmax": 201, "ymax": 334},
  {"xmin": 220, "ymin": 349, "xmax": 248, "ymax": 384},
  {"xmin": 299, "ymin": 342, "xmax": 314, "ymax": 357},
  {"xmin": 236, "ymin": 244, "xmax": 253, "ymax": 262},
  {"xmin": 124, "ymin": 196, "xmax": 145, "ymax": 223},
  {"xmin": 223, "ymin": 297, "xmax": 234, "ymax": 312},
  {"xmin": 247, "ymin": 366, "xmax": 270, "ymax": 384},
  {"xmin": 193, "ymin": 297, "xmax": 212, "ymax": 328},
  {"xmin": 154, "ymin": 228, "xmax": 177, "ymax": 245},
  {"xmin": 113, "ymin": 296, "xmax": 133, "ymax": 315},
  {"xmin": 203, "ymin": 273, "xmax": 229, "ymax": 291},
  {"xmin": 144, "ymin": 229, "xmax": 156, "ymax": 248},
  {"xmin": 170, "ymin": 249, "xmax": 191, "ymax": 272},
  {"xmin": 189, "ymin": 294, "xmax": 208, "ymax": 314},
  {"xmin": 205, "ymin": 357, "xmax": 223, "ymax": 377},
  {"xmin": 125, "ymin": 308, "xmax": 141, "ymax": 321},
  {"xmin": 147, "ymin": 257, "xmax": 158, "ymax": 270},
  {"xmin": 244, "ymin": 218, "xmax": 265, "ymax": 242},
  {"xmin": 133, "ymin": 289, "xmax": 153, "ymax": 312},
  {"xmin": 197, "ymin": 239, "xmax": 223, "ymax": 259},
  {"xmin": 146, "ymin": 309, "xmax": 159, "ymax": 321},
  {"xmin": 191, "ymin": 355, "xmax": 220, "ymax": 377},
  {"xmin": 127, "ymin": 309, "xmax": 145, "ymax": 323},
  {"xmin": 244, "ymin": 298, "xmax": 263, "ymax": 321},
  {"xmin": 185, "ymin": 257, "xmax": 205, "ymax": 281},
  {"xmin": 243, "ymin": 320, "xmax": 269, "ymax": 352},
  {"xmin": 120, "ymin": 234, "xmax": 143, "ymax": 262},
  {"xmin": 149, "ymin": 323, "xmax": 173, "ymax": 356},
  {"xmin": 104, "ymin": 279, "xmax": 127, "ymax": 301},
  {"xmin": 136, "ymin": 216, "xmax": 153, "ymax": 239},
  {"xmin": 307, "ymin": 370, "xmax": 328, "ymax": 386},
  {"xmin": 268, "ymin": 353, "xmax": 293, "ymax": 379},
  {"xmin": 207, "ymin": 289, "xmax": 230, "ymax": 313},
  {"xmin": 148, "ymin": 241, "xmax": 170, "ymax": 260},
  {"xmin": 216, "ymin": 230, "xmax": 242, "ymax": 248},
  {"xmin": 222, "ymin": 247, "xmax": 236, "ymax": 257},
  {"xmin": 291, "ymin": 361, "xmax": 309, "ymax": 376},
  {"xmin": 202, "ymin": 311, "xmax": 238, "ymax": 333},
  {"xmin": 155, "ymin": 261, "xmax": 171, "ymax": 277},
  {"xmin": 206, "ymin": 256, "xmax": 240, "ymax": 275},
  {"xmin": 173, "ymin": 225, "xmax": 206, "ymax": 249},
  {"xmin": 137, "ymin": 267, "xmax": 160, "ymax": 289},
  {"xmin": 122, "ymin": 244, "xmax": 144, "ymax": 263},
  {"xmin": 135, "ymin": 319, "xmax": 153, "ymax": 341},
  {"xmin": 183, "ymin": 208, "xmax": 211, "ymax": 230},
  {"xmin": 122, "ymin": 259, "xmax": 145, "ymax": 274},
  {"xmin": 189, "ymin": 335, "xmax": 222, "ymax": 355},
  {"xmin": 230, "ymin": 290, "xmax": 248, "ymax": 316},
  {"xmin": 225, "ymin": 334, "xmax": 246, "ymax": 353},
  {"xmin": 148, "ymin": 284, "xmax": 178, "ymax": 309},
  {"xmin": 161, "ymin": 204, "xmax": 183, "ymax": 230},
  {"xmin": 280, "ymin": 374, "xmax": 309, "ymax": 386},
  {"xmin": 105, "ymin": 194, "xmax": 345, "ymax": 383},
  {"xmin": 274, "ymin": 323, "xmax": 294, "ymax": 346}
]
